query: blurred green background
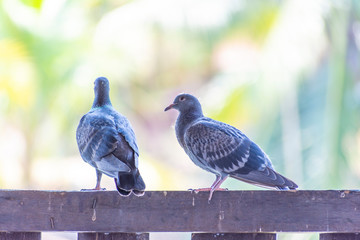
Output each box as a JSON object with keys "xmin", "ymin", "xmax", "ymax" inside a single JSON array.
[{"xmin": 1, "ymin": 0, "xmax": 360, "ymax": 239}]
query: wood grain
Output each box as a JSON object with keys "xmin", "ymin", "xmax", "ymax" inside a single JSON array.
[
  {"xmin": 320, "ymin": 233, "xmax": 360, "ymax": 240},
  {"xmin": 0, "ymin": 232, "xmax": 40, "ymax": 240},
  {"xmin": 78, "ymin": 233, "xmax": 149, "ymax": 240},
  {"xmin": 0, "ymin": 190, "xmax": 359, "ymax": 233},
  {"xmin": 191, "ymin": 233, "xmax": 276, "ymax": 240}
]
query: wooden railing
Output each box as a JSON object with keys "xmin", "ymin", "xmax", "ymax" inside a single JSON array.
[{"xmin": 0, "ymin": 190, "xmax": 359, "ymax": 240}]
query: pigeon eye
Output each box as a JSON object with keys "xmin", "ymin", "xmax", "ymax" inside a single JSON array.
[{"xmin": 179, "ymin": 96, "xmax": 185, "ymax": 101}]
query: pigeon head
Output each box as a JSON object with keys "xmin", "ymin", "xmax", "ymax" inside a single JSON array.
[
  {"xmin": 92, "ymin": 77, "xmax": 112, "ymax": 108},
  {"xmin": 164, "ymin": 93, "xmax": 203, "ymax": 116}
]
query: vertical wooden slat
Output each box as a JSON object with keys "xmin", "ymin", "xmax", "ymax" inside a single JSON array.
[
  {"xmin": 0, "ymin": 232, "xmax": 41, "ymax": 240},
  {"xmin": 78, "ymin": 232, "xmax": 149, "ymax": 240},
  {"xmin": 320, "ymin": 233, "xmax": 360, "ymax": 240},
  {"xmin": 191, "ymin": 233, "xmax": 276, "ymax": 240}
]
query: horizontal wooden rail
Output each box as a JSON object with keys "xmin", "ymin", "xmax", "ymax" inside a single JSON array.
[{"xmin": 0, "ymin": 190, "xmax": 359, "ymax": 233}]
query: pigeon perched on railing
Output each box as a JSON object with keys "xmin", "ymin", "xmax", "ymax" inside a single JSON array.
[
  {"xmin": 76, "ymin": 77, "xmax": 145, "ymax": 196},
  {"xmin": 165, "ymin": 93, "xmax": 297, "ymax": 201}
]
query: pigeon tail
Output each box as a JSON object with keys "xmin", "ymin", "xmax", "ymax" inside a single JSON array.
[
  {"xmin": 230, "ymin": 167, "xmax": 298, "ymax": 191},
  {"xmin": 115, "ymin": 169, "xmax": 146, "ymax": 197}
]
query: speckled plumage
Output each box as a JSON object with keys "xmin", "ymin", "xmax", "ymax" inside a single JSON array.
[
  {"xmin": 165, "ymin": 93, "xmax": 297, "ymax": 201},
  {"xmin": 76, "ymin": 77, "xmax": 145, "ymax": 196}
]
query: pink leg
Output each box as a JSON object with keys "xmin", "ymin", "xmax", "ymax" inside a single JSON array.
[
  {"xmin": 93, "ymin": 169, "xmax": 106, "ymax": 190},
  {"xmin": 192, "ymin": 175, "xmax": 228, "ymax": 202},
  {"xmin": 81, "ymin": 169, "xmax": 106, "ymax": 191},
  {"xmin": 93, "ymin": 179, "xmax": 102, "ymax": 190},
  {"xmin": 208, "ymin": 175, "xmax": 228, "ymax": 202}
]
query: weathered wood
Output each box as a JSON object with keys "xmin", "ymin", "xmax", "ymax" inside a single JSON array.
[
  {"xmin": 191, "ymin": 233, "xmax": 276, "ymax": 240},
  {"xmin": 78, "ymin": 232, "xmax": 149, "ymax": 240},
  {"xmin": 0, "ymin": 190, "xmax": 360, "ymax": 232},
  {"xmin": 320, "ymin": 233, "xmax": 360, "ymax": 240},
  {"xmin": 0, "ymin": 232, "xmax": 41, "ymax": 240}
]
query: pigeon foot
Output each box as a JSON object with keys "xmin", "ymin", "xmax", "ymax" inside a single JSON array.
[
  {"xmin": 189, "ymin": 187, "xmax": 228, "ymax": 193},
  {"xmin": 81, "ymin": 187, "xmax": 106, "ymax": 191}
]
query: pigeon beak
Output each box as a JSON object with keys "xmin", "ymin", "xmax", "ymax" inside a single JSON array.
[{"xmin": 164, "ymin": 103, "xmax": 176, "ymax": 111}]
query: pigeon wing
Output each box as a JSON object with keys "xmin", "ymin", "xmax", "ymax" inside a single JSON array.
[
  {"xmin": 115, "ymin": 114, "xmax": 139, "ymax": 157},
  {"xmin": 76, "ymin": 114, "xmax": 131, "ymax": 176},
  {"xmin": 184, "ymin": 119, "xmax": 262, "ymax": 174},
  {"xmin": 230, "ymin": 141, "xmax": 298, "ymax": 189},
  {"xmin": 184, "ymin": 119, "xmax": 297, "ymax": 189}
]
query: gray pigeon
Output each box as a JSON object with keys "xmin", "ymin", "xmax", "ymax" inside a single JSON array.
[
  {"xmin": 76, "ymin": 77, "xmax": 145, "ymax": 196},
  {"xmin": 165, "ymin": 93, "xmax": 297, "ymax": 201}
]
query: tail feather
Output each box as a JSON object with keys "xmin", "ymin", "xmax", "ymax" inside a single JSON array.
[
  {"xmin": 115, "ymin": 169, "xmax": 146, "ymax": 197},
  {"xmin": 116, "ymin": 187, "xmax": 132, "ymax": 197},
  {"xmin": 230, "ymin": 166, "xmax": 298, "ymax": 190}
]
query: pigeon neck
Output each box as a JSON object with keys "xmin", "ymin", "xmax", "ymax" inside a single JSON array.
[
  {"xmin": 92, "ymin": 91, "xmax": 112, "ymax": 108},
  {"xmin": 177, "ymin": 109, "xmax": 203, "ymax": 130},
  {"xmin": 175, "ymin": 109, "xmax": 203, "ymax": 148},
  {"xmin": 179, "ymin": 109, "xmax": 203, "ymax": 122}
]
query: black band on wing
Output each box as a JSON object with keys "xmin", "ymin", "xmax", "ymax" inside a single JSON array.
[{"xmin": 231, "ymin": 141, "xmax": 269, "ymax": 174}]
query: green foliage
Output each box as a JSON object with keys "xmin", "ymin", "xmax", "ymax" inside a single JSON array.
[{"xmin": 20, "ymin": 0, "xmax": 43, "ymax": 9}]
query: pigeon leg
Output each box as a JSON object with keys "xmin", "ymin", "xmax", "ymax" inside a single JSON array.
[
  {"xmin": 190, "ymin": 175, "xmax": 228, "ymax": 202},
  {"xmin": 93, "ymin": 169, "xmax": 106, "ymax": 190},
  {"xmin": 82, "ymin": 169, "xmax": 106, "ymax": 191},
  {"xmin": 208, "ymin": 175, "xmax": 228, "ymax": 202}
]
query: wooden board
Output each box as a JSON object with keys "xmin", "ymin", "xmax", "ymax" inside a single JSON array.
[
  {"xmin": 191, "ymin": 233, "xmax": 276, "ymax": 240},
  {"xmin": 320, "ymin": 233, "xmax": 360, "ymax": 240},
  {"xmin": 77, "ymin": 233, "xmax": 149, "ymax": 240},
  {"xmin": 0, "ymin": 232, "xmax": 41, "ymax": 240},
  {"xmin": 0, "ymin": 190, "xmax": 359, "ymax": 233}
]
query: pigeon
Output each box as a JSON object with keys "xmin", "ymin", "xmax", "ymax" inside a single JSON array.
[
  {"xmin": 165, "ymin": 93, "xmax": 297, "ymax": 201},
  {"xmin": 76, "ymin": 77, "xmax": 145, "ymax": 196}
]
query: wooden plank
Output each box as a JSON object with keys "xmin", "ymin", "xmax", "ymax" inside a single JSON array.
[
  {"xmin": 0, "ymin": 232, "xmax": 41, "ymax": 240},
  {"xmin": 0, "ymin": 190, "xmax": 360, "ymax": 232},
  {"xmin": 191, "ymin": 233, "xmax": 276, "ymax": 240},
  {"xmin": 320, "ymin": 233, "xmax": 360, "ymax": 240},
  {"xmin": 78, "ymin": 232, "xmax": 149, "ymax": 240}
]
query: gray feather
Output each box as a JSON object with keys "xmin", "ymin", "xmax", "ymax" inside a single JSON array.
[
  {"xmin": 76, "ymin": 77, "xmax": 145, "ymax": 196},
  {"xmin": 168, "ymin": 93, "xmax": 297, "ymax": 191}
]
